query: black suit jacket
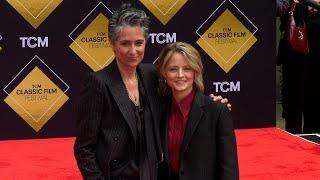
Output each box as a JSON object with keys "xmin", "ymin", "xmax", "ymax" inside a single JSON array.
[
  {"xmin": 160, "ymin": 91, "xmax": 239, "ymax": 180},
  {"xmin": 74, "ymin": 61, "xmax": 163, "ymax": 180}
]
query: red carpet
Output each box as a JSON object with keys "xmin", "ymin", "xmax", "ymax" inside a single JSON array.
[
  {"xmin": 0, "ymin": 137, "xmax": 81, "ymax": 179},
  {"xmin": 0, "ymin": 128, "xmax": 319, "ymax": 179},
  {"xmin": 236, "ymin": 128, "xmax": 320, "ymax": 180}
]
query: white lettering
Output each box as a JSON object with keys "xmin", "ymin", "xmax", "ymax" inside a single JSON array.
[
  {"xmin": 20, "ymin": 37, "xmax": 49, "ymax": 48},
  {"xmin": 212, "ymin": 81, "xmax": 241, "ymax": 92},
  {"xmin": 149, "ymin": 33, "xmax": 176, "ymax": 44}
]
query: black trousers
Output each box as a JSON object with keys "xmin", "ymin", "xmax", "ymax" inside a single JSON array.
[
  {"xmin": 281, "ymin": 44, "xmax": 320, "ymax": 134},
  {"xmin": 281, "ymin": 53, "xmax": 306, "ymax": 134},
  {"xmin": 169, "ymin": 173, "xmax": 179, "ymax": 180}
]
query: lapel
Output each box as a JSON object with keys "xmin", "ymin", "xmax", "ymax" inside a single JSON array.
[
  {"xmin": 180, "ymin": 91, "xmax": 204, "ymax": 155},
  {"xmin": 103, "ymin": 61, "xmax": 137, "ymax": 142},
  {"xmin": 138, "ymin": 64, "xmax": 160, "ymax": 127},
  {"xmin": 161, "ymin": 97, "xmax": 171, "ymax": 163},
  {"xmin": 138, "ymin": 64, "xmax": 164, "ymax": 161}
]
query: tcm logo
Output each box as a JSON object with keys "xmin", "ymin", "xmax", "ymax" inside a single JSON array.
[
  {"xmin": 20, "ymin": 37, "xmax": 48, "ymax": 48},
  {"xmin": 149, "ymin": 33, "xmax": 176, "ymax": 44},
  {"xmin": 213, "ymin": 81, "xmax": 240, "ymax": 92}
]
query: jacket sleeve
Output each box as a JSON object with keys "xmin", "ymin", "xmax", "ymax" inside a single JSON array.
[
  {"xmin": 216, "ymin": 104, "xmax": 239, "ymax": 180},
  {"xmin": 74, "ymin": 73, "xmax": 106, "ymax": 180}
]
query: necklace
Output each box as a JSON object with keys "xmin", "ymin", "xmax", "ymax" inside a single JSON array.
[{"xmin": 124, "ymin": 72, "xmax": 140, "ymax": 106}]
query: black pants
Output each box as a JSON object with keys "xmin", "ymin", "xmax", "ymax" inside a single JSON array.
[
  {"xmin": 281, "ymin": 52, "xmax": 306, "ymax": 134},
  {"xmin": 281, "ymin": 46, "xmax": 320, "ymax": 133},
  {"xmin": 169, "ymin": 173, "xmax": 179, "ymax": 180}
]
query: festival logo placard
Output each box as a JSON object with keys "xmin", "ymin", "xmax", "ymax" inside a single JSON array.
[
  {"xmin": 3, "ymin": 55, "xmax": 69, "ymax": 132},
  {"xmin": 6, "ymin": 0, "xmax": 63, "ymax": 29},
  {"xmin": 140, "ymin": 0, "xmax": 187, "ymax": 25},
  {"xmin": 69, "ymin": 2, "xmax": 114, "ymax": 72},
  {"xmin": 196, "ymin": 0, "xmax": 258, "ymax": 73}
]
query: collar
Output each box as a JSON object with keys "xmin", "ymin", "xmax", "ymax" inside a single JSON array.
[{"xmin": 171, "ymin": 90, "xmax": 196, "ymax": 118}]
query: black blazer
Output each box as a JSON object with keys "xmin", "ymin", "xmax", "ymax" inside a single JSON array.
[
  {"xmin": 74, "ymin": 61, "xmax": 163, "ymax": 180},
  {"xmin": 160, "ymin": 91, "xmax": 239, "ymax": 180}
]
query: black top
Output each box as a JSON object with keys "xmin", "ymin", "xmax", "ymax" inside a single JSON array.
[{"xmin": 111, "ymin": 72, "xmax": 157, "ymax": 180}]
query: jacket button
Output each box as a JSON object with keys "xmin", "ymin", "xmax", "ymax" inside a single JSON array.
[
  {"xmin": 180, "ymin": 170, "xmax": 184, "ymax": 175},
  {"xmin": 110, "ymin": 159, "xmax": 119, "ymax": 167},
  {"xmin": 113, "ymin": 136, "xmax": 119, "ymax": 141}
]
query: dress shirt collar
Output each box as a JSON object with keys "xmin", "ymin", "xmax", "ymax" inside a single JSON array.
[{"xmin": 170, "ymin": 90, "xmax": 196, "ymax": 119}]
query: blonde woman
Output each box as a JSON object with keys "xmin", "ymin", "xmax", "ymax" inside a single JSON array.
[{"xmin": 157, "ymin": 42, "xmax": 239, "ymax": 180}]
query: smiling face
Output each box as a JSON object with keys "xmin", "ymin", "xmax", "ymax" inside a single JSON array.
[
  {"xmin": 111, "ymin": 26, "xmax": 146, "ymax": 69},
  {"xmin": 164, "ymin": 52, "xmax": 195, "ymax": 98}
]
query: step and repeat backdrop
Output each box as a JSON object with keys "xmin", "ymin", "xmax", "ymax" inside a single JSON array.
[{"xmin": 0, "ymin": 0, "xmax": 275, "ymax": 139}]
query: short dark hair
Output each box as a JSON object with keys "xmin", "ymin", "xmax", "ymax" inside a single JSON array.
[{"xmin": 108, "ymin": 3, "xmax": 150, "ymax": 43}]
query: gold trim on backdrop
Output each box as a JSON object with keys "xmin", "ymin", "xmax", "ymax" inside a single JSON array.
[
  {"xmin": 196, "ymin": 0, "xmax": 258, "ymax": 73},
  {"xmin": 69, "ymin": 2, "xmax": 114, "ymax": 72},
  {"xmin": 7, "ymin": 0, "xmax": 63, "ymax": 28},
  {"xmin": 3, "ymin": 56, "xmax": 69, "ymax": 132},
  {"xmin": 140, "ymin": 0, "xmax": 188, "ymax": 25}
]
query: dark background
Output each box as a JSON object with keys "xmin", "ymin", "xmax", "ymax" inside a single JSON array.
[{"xmin": 0, "ymin": 0, "xmax": 275, "ymax": 139}]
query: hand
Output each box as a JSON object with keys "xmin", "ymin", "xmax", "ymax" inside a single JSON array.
[{"xmin": 209, "ymin": 94, "xmax": 232, "ymax": 111}]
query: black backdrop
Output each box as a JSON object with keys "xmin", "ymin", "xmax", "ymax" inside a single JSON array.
[{"xmin": 0, "ymin": 0, "xmax": 275, "ymax": 140}]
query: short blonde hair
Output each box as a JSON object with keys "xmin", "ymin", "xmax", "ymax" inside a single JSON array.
[{"xmin": 157, "ymin": 42, "xmax": 204, "ymax": 96}]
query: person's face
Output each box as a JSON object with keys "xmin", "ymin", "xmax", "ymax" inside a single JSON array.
[
  {"xmin": 164, "ymin": 52, "xmax": 195, "ymax": 96},
  {"xmin": 111, "ymin": 26, "xmax": 146, "ymax": 69}
]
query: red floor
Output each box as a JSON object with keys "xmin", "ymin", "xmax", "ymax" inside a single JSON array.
[
  {"xmin": 236, "ymin": 128, "xmax": 320, "ymax": 179},
  {"xmin": 0, "ymin": 127, "xmax": 319, "ymax": 179}
]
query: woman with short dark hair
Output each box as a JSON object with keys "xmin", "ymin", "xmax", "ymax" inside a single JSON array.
[{"xmin": 74, "ymin": 4, "xmax": 162, "ymax": 180}]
